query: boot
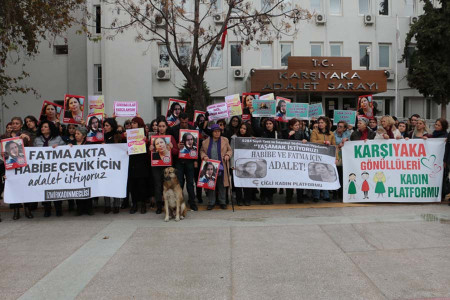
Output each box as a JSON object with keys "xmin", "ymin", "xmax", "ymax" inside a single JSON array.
[
  {"xmin": 13, "ymin": 207, "xmax": 20, "ymax": 220},
  {"xmin": 113, "ymin": 207, "xmax": 120, "ymax": 214},
  {"xmin": 68, "ymin": 200, "xmax": 75, "ymax": 212},
  {"xmin": 236, "ymin": 198, "xmax": 243, "ymax": 206},
  {"xmin": 121, "ymin": 199, "xmax": 129, "ymax": 209},
  {"xmin": 44, "ymin": 208, "xmax": 51, "ymax": 217},
  {"xmin": 155, "ymin": 202, "xmax": 163, "ymax": 214},
  {"xmin": 268, "ymin": 195, "xmax": 274, "ymax": 205},
  {"xmin": 140, "ymin": 202, "xmax": 147, "ymax": 214},
  {"xmin": 55, "ymin": 206, "xmax": 63, "ymax": 217},
  {"xmin": 24, "ymin": 206, "xmax": 34, "ymax": 219},
  {"xmin": 104, "ymin": 206, "xmax": 111, "ymax": 214},
  {"xmin": 130, "ymin": 203, "xmax": 137, "ymax": 214},
  {"xmin": 244, "ymin": 199, "xmax": 251, "ymax": 206}
]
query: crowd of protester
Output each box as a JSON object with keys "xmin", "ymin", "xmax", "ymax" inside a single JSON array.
[{"xmin": 0, "ymin": 108, "xmax": 448, "ymax": 222}]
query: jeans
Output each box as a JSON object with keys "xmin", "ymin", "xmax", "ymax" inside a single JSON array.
[
  {"xmin": 206, "ymin": 175, "xmax": 225, "ymax": 205},
  {"xmin": 175, "ymin": 160, "xmax": 195, "ymax": 204},
  {"xmin": 312, "ymin": 189, "xmax": 329, "ymax": 200}
]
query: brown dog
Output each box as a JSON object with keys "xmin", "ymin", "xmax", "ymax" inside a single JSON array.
[{"xmin": 163, "ymin": 167, "xmax": 186, "ymax": 222}]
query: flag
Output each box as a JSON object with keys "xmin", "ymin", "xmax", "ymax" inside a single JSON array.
[
  {"xmin": 221, "ymin": 25, "xmax": 227, "ymax": 49},
  {"xmin": 396, "ymin": 15, "xmax": 401, "ymax": 54}
]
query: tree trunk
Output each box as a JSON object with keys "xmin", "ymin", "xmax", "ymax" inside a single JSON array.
[
  {"xmin": 441, "ymin": 102, "xmax": 447, "ymax": 119},
  {"xmin": 190, "ymin": 80, "xmax": 205, "ymax": 111}
]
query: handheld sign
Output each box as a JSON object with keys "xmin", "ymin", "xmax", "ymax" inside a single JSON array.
[
  {"xmin": 1, "ymin": 138, "xmax": 27, "ymax": 170},
  {"xmin": 88, "ymin": 95, "xmax": 105, "ymax": 115},
  {"xmin": 40, "ymin": 100, "xmax": 63, "ymax": 123},
  {"xmin": 286, "ymin": 103, "xmax": 309, "ymax": 120},
  {"xmin": 63, "ymin": 94, "xmax": 85, "ymax": 124},
  {"xmin": 197, "ymin": 159, "xmax": 221, "ymax": 190},
  {"xmin": 166, "ymin": 99, "xmax": 187, "ymax": 127},
  {"xmin": 252, "ymin": 99, "xmax": 276, "ymax": 117},
  {"xmin": 207, "ymin": 102, "xmax": 229, "ymax": 121},
  {"xmin": 114, "ymin": 101, "xmax": 138, "ymax": 117},
  {"xmin": 179, "ymin": 129, "xmax": 199, "ymax": 159},
  {"xmin": 308, "ymin": 103, "xmax": 324, "ymax": 119},
  {"xmin": 151, "ymin": 135, "xmax": 172, "ymax": 166},
  {"xmin": 86, "ymin": 113, "xmax": 105, "ymax": 142},
  {"xmin": 127, "ymin": 128, "xmax": 147, "ymax": 155},
  {"xmin": 333, "ymin": 110, "xmax": 356, "ymax": 125}
]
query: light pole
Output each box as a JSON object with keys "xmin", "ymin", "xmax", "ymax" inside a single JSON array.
[{"xmin": 365, "ymin": 46, "xmax": 371, "ymax": 70}]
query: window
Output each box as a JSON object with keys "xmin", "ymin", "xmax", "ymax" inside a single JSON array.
[
  {"xmin": 378, "ymin": 44, "xmax": 390, "ymax": 68},
  {"xmin": 310, "ymin": 43, "xmax": 323, "ymax": 56},
  {"xmin": 95, "ymin": 5, "xmax": 101, "ymax": 34},
  {"xmin": 359, "ymin": 43, "xmax": 371, "ymax": 67},
  {"xmin": 209, "ymin": 46, "xmax": 222, "ymax": 68},
  {"xmin": 359, "ymin": 0, "xmax": 370, "ymax": 14},
  {"xmin": 94, "ymin": 64, "xmax": 102, "ymax": 94},
  {"xmin": 330, "ymin": 43, "xmax": 342, "ymax": 56},
  {"xmin": 280, "ymin": 43, "xmax": 292, "ymax": 67},
  {"xmin": 405, "ymin": 45, "xmax": 416, "ymax": 68},
  {"xmin": 378, "ymin": 0, "xmax": 389, "ymax": 15},
  {"xmin": 260, "ymin": 43, "xmax": 273, "ymax": 68},
  {"xmin": 310, "ymin": 0, "xmax": 322, "ymax": 12},
  {"xmin": 261, "ymin": 0, "xmax": 271, "ymax": 12},
  {"xmin": 230, "ymin": 43, "xmax": 242, "ymax": 67},
  {"xmin": 178, "ymin": 44, "xmax": 191, "ymax": 66},
  {"xmin": 54, "ymin": 45, "xmax": 68, "ymax": 55},
  {"xmin": 159, "ymin": 44, "xmax": 170, "ymax": 68},
  {"xmin": 211, "ymin": 0, "xmax": 222, "ymax": 12},
  {"xmin": 329, "ymin": 0, "xmax": 342, "ymax": 15},
  {"xmin": 404, "ymin": 0, "xmax": 416, "ymax": 16}
]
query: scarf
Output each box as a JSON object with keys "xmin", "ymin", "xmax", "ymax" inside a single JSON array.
[
  {"xmin": 207, "ymin": 137, "xmax": 223, "ymax": 171},
  {"xmin": 43, "ymin": 136, "xmax": 51, "ymax": 147},
  {"xmin": 386, "ymin": 126, "xmax": 394, "ymax": 139},
  {"xmin": 360, "ymin": 129, "xmax": 369, "ymax": 140}
]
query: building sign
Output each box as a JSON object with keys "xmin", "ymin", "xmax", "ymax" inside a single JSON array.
[{"xmin": 251, "ymin": 57, "xmax": 387, "ymax": 93}]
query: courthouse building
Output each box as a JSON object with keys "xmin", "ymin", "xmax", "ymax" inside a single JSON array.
[{"xmin": 2, "ymin": 0, "xmax": 445, "ymax": 127}]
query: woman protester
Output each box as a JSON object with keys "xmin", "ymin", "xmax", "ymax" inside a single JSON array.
[
  {"xmin": 398, "ymin": 121, "xmax": 409, "ymax": 138},
  {"xmin": 410, "ymin": 118, "xmax": 431, "ymax": 139},
  {"xmin": 283, "ymin": 118, "xmax": 309, "ymax": 204},
  {"xmin": 63, "ymin": 124, "xmax": 77, "ymax": 145},
  {"xmin": 379, "ymin": 116, "xmax": 402, "ymax": 139},
  {"xmin": 194, "ymin": 113, "xmax": 209, "ymax": 203},
  {"xmin": 310, "ymin": 116, "xmax": 337, "ymax": 202},
  {"xmin": 200, "ymin": 124, "xmax": 232, "ymax": 210},
  {"xmin": 34, "ymin": 120, "xmax": 67, "ymax": 217},
  {"xmin": 350, "ymin": 117, "xmax": 376, "ymax": 141},
  {"xmin": 431, "ymin": 118, "xmax": 448, "ymax": 139},
  {"xmin": 23, "ymin": 115, "xmax": 39, "ymax": 145},
  {"xmin": 224, "ymin": 116, "xmax": 241, "ymax": 142},
  {"xmin": 103, "ymin": 118, "xmax": 123, "ymax": 214}
]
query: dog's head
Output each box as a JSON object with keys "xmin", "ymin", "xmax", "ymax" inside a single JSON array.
[{"xmin": 163, "ymin": 167, "xmax": 178, "ymax": 182}]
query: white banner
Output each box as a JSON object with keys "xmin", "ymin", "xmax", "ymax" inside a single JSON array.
[
  {"xmin": 233, "ymin": 137, "xmax": 340, "ymax": 190},
  {"xmin": 342, "ymin": 139, "xmax": 445, "ymax": 203},
  {"xmin": 4, "ymin": 144, "xmax": 129, "ymax": 203}
]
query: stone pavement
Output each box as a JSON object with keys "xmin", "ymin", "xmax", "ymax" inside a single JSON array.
[{"xmin": 1, "ymin": 202, "xmax": 450, "ymax": 300}]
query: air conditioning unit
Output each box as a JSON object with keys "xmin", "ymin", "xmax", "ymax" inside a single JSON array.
[
  {"xmin": 384, "ymin": 69, "xmax": 395, "ymax": 81},
  {"xmin": 410, "ymin": 16, "xmax": 419, "ymax": 25},
  {"xmin": 233, "ymin": 68, "xmax": 244, "ymax": 79},
  {"xmin": 364, "ymin": 14, "xmax": 374, "ymax": 25},
  {"xmin": 315, "ymin": 13, "xmax": 326, "ymax": 25},
  {"xmin": 155, "ymin": 14, "xmax": 165, "ymax": 27},
  {"xmin": 213, "ymin": 14, "xmax": 224, "ymax": 24},
  {"xmin": 157, "ymin": 68, "xmax": 170, "ymax": 80}
]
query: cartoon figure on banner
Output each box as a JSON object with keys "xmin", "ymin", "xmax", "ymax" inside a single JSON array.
[
  {"xmin": 151, "ymin": 136, "xmax": 172, "ymax": 166},
  {"xmin": 166, "ymin": 99, "xmax": 186, "ymax": 126},
  {"xmin": 357, "ymin": 95, "xmax": 375, "ymax": 119},
  {"xmin": 361, "ymin": 172, "xmax": 370, "ymax": 199},
  {"xmin": 348, "ymin": 173, "xmax": 357, "ymax": 200},
  {"xmin": 40, "ymin": 101, "xmax": 62, "ymax": 123},
  {"xmin": 63, "ymin": 95, "xmax": 85, "ymax": 124},
  {"xmin": 199, "ymin": 161, "xmax": 217, "ymax": 188},
  {"xmin": 308, "ymin": 162, "xmax": 337, "ymax": 182},
  {"xmin": 373, "ymin": 171, "xmax": 386, "ymax": 198}
]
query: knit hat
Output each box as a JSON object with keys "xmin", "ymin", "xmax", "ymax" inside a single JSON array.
[{"xmin": 210, "ymin": 124, "xmax": 221, "ymax": 131}]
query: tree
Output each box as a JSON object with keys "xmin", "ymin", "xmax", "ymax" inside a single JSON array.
[
  {"xmin": 0, "ymin": 0, "xmax": 86, "ymax": 97},
  {"xmin": 178, "ymin": 80, "xmax": 212, "ymax": 119},
  {"xmin": 403, "ymin": 0, "xmax": 450, "ymax": 118},
  {"xmin": 102, "ymin": 0, "xmax": 311, "ymax": 110}
]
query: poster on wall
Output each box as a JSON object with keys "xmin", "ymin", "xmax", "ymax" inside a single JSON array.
[
  {"xmin": 342, "ymin": 139, "xmax": 445, "ymax": 203},
  {"xmin": 63, "ymin": 94, "xmax": 85, "ymax": 124},
  {"xmin": 39, "ymin": 101, "xmax": 63, "ymax": 123},
  {"xmin": 1, "ymin": 138, "xmax": 27, "ymax": 170},
  {"xmin": 197, "ymin": 159, "xmax": 221, "ymax": 190},
  {"xmin": 166, "ymin": 99, "xmax": 187, "ymax": 127}
]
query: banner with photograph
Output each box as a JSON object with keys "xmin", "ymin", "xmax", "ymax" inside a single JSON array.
[
  {"xmin": 151, "ymin": 135, "xmax": 172, "ymax": 166},
  {"xmin": 88, "ymin": 95, "xmax": 105, "ymax": 115},
  {"xmin": 127, "ymin": 128, "xmax": 147, "ymax": 155},
  {"xmin": 197, "ymin": 159, "xmax": 220, "ymax": 190},
  {"xmin": 166, "ymin": 99, "xmax": 187, "ymax": 127},
  {"xmin": 342, "ymin": 139, "xmax": 445, "ymax": 203},
  {"xmin": 63, "ymin": 94, "xmax": 85, "ymax": 124},
  {"xmin": 4, "ymin": 144, "xmax": 129, "ymax": 203},
  {"xmin": 179, "ymin": 129, "xmax": 199, "ymax": 159},
  {"xmin": 86, "ymin": 113, "xmax": 104, "ymax": 143},
  {"xmin": 308, "ymin": 103, "xmax": 324, "ymax": 119},
  {"xmin": 114, "ymin": 101, "xmax": 138, "ymax": 117},
  {"xmin": 207, "ymin": 102, "xmax": 229, "ymax": 121},
  {"xmin": 1, "ymin": 138, "xmax": 27, "ymax": 170},
  {"xmin": 233, "ymin": 137, "xmax": 340, "ymax": 190},
  {"xmin": 252, "ymin": 100, "xmax": 276, "ymax": 117},
  {"xmin": 225, "ymin": 94, "xmax": 242, "ymax": 117},
  {"xmin": 286, "ymin": 103, "xmax": 309, "ymax": 120},
  {"xmin": 275, "ymin": 97, "xmax": 291, "ymax": 123},
  {"xmin": 40, "ymin": 101, "xmax": 63, "ymax": 123},
  {"xmin": 333, "ymin": 110, "xmax": 356, "ymax": 125},
  {"xmin": 357, "ymin": 95, "xmax": 374, "ymax": 119}
]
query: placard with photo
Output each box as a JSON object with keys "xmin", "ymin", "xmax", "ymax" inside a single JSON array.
[
  {"xmin": 197, "ymin": 159, "xmax": 221, "ymax": 190},
  {"xmin": 63, "ymin": 94, "xmax": 85, "ymax": 124},
  {"xmin": 179, "ymin": 129, "xmax": 199, "ymax": 159},
  {"xmin": 39, "ymin": 100, "xmax": 63, "ymax": 123},
  {"xmin": 274, "ymin": 97, "xmax": 291, "ymax": 122},
  {"xmin": 1, "ymin": 137, "xmax": 27, "ymax": 170},
  {"xmin": 86, "ymin": 113, "xmax": 104, "ymax": 142},
  {"xmin": 166, "ymin": 99, "xmax": 187, "ymax": 127},
  {"xmin": 151, "ymin": 135, "xmax": 172, "ymax": 166}
]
